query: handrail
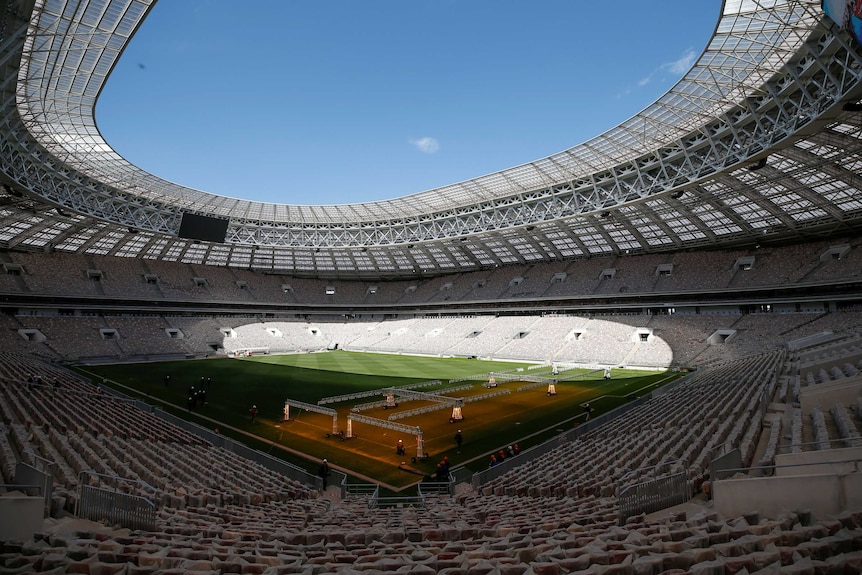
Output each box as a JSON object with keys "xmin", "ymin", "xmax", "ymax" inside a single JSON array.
[
  {"xmin": 0, "ymin": 483, "xmax": 42, "ymax": 496},
  {"xmin": 417, "ymin": 481, "xmax": 451, "ymax": 496},
  {"xmin": 370, "ymin": 494, "xmax": 424, "ymax": 509},
  {"xmin": 617, "ymin": 459, "xmax": 685, "ymax": 491},
  {"xmin": 714, "ymin": 455, "xmax": 862, "ymax": 478},
  {"xmin": 23, "ymin": 450, "xmax": 56, "ymax": 470},
  {"xmin": 75, "ymin": 470, "xmax": 157, "ymax": 517},
  {"xmin": 776, "ymin": 437, "xmax": 862, "ymax": 453},
  {"xmin": 77, "ymin": 470, "xmax": 157, "ymax": 493}
]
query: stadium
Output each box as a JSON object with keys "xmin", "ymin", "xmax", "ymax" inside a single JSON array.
[{"xmin": 1, "ymin": 0, "xmax": 862, "ymax": 572}]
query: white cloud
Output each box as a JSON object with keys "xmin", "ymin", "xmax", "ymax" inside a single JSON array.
[
  {"xmin": 636, "ymin": 48, "xmax": 697, "ymax": 88},
  {"xmin": 663, "ymin": 48, "xmax": 697, "ymax": 75},
  {"xmin": 410, "ymin": 137, "xmax": 439, "ymax": 154}
]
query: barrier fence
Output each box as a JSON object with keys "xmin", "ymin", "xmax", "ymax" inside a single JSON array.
[
  {"xmin": 710, "ymin": 447, "xmax": 742, "ymax": 481},
  {"xmin": 344, "ymin": 482, "xmax": 379, "ymax": 498},
  {"xmin": 78, "ymin": 485, "xmax": 157, "ymax": 531},
  {"xmin": 418, "ymin": 480, "xmax": 451, "ymax": 496},
  {"xmin": 14, "ymin": 461, "xmax": 52, "ymax": 515},
  {"xmin": 618, "ymin": 471, "xmax": 690, "ymax": 525},
  {"xmin": 76, "ymin": 472, "xmax": 157, "ymax": 531},
  {"xmin": 449, "ymin": 465, "xmax": 473, "ymax": 486}
]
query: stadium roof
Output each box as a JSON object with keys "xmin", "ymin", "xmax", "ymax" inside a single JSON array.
[{"xmin": 0, "ymin": 0, "xmax": 862, "ymax": 278}]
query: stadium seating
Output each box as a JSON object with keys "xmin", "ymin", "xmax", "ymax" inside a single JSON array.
[
  {"xmin": 3, "ymin": 0, "xmax": 862, "ymax": 566},
  {"xmin": 88, "ymin": 255, "xmax": 160, "ymax": 299},
  {"xmin": 2, "ymin": 243, "xmax": 862, "ymax": 575},
  {"xmin": 2, "ymin": 348, "xmax": 862, "ymax": 573},
  {"xmin": 592, "ymin": 253, "xmax": 666, "ymax": 295},
  {"xmin": 2, "ymin": 239, "xmax": 862, "ymax": 305},
  {"xmin": 0, "ymin": 353, "xmax": 312, "ymax": 514},
  {"xmin": 5, "ymin": 305, "xmax": 862, "ymax": 368},
  {"xmin": 9, "ymin": 252, "xmax": 98, "ymax": 297}
]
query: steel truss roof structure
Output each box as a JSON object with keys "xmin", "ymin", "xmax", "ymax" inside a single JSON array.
[{"xmin": 1, "ymin": 0, "xmax": 862, "ymax": 278}]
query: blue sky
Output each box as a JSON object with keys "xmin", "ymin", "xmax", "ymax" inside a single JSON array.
[{"xmin": 96, "ymin": 1, "xmax": 720, "ymax": 205}]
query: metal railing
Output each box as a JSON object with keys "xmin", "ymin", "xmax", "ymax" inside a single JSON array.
[
  {"xmin": 618, "ymin": 471, "xmax": 690, "ymax": 525},
  {"xmin": 449, "ymin": 465, "xmax": 473, "ymax": 486},
  {"xmin": 617, "ymin": 459, "xmax": 684, "ymax": 492},
  {"xmin": 710, "ymin": 447, "xmax": 742, "ymax": 481},
  {"xmin": 776, "ymin": 437, "xmax": 862, "ymax": 455},
  {"xmin": 712, "ymin": 455, "xmax": 862, "ymax": 480},
  {"xmin": 369, "ymin": 492, "xmax": 425, "ymax": 509},
  {"xmin": 418, "ymin": 480, "xmax": 451, "ymax": 496},
  {"xmin": 316, "ymin": 467, "xmax": 348, "ymax": 498},
  {"xmin": 76, "ymin": 472, "xmax": 157, "ymax": 531},
  {"xmin": 342, "ymin": 476, "xmax": 454, "ymax": 509},
  {"xmin": 17, "ymin": 451, "xmax": 56, "ymax": 515},
  {"xmin": 344, "ymin": 482, "xmax": 378, "ymax": 497},
  {"xmin": 13, "ymin": 463, "xmax": 50, "ymax": 516},
  {"xmin": 0, "ymin": 482, "xmax": 42, "ymax": 497}
]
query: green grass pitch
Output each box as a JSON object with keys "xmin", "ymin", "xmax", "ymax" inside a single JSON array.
[{"xmin": 77, "ymin": 351, "xmax": 675, "ymax": 489}]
